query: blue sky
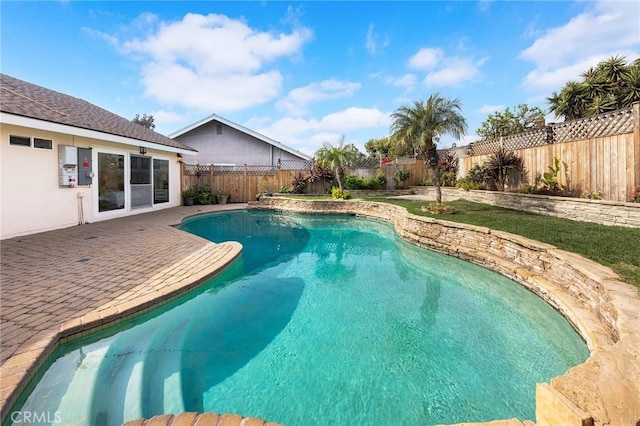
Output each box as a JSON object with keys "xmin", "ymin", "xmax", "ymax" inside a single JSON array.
[{"xmin": 2, "ymin": 1, "xmax": 639, "ymax": 156}]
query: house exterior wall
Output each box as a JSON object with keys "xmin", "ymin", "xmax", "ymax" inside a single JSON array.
[
  {"xmin": 175, "ymin": 120, "xmax": 305, "ymax": 166},
  {"xmin": 1, "ymin": 123, "xmax": 183, "ymax": 239}
]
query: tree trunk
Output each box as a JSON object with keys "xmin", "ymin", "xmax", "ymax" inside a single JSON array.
[
  {"xmin": 426, "ymin": 142, "xmax": 442, "ymax": 204},
  {"xmin": 432, "ymin": 163, "xmax": 442, "ymax": 204}
]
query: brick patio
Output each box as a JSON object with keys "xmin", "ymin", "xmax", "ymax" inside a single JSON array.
[{"xmin": 0, "ymin": 204, "xmax": 245, "ymax": 418}]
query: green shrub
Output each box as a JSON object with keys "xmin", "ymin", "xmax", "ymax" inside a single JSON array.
[
  {"xmin": 344, "ymin": 173, "xmax": 387, "ymax": 190},
  {"xmin": 440, "ymin": 171, "xmax": 457, "ymax": 187},
  {"xmin": 393, "ymin": 169, "xmax": 412, "ymax": 189},
  {"xmin": 279, "ymin": 185, "xmax": 292, "ymax": 193},
  {"xmin": 416, "ymin": 178, "xmax": 433, "ymax": 186},
  {"xmin": 344, "ymin": 175, "xmax": 362, "ymax": 190},
  {"xmin": 455, "ymin": 177, "xmax": 481, "ymax": 191},
  {"xmin": 467, "ymin": 164, "xmax": 488, "ymax": 186},
  {"xmin": 331, "ymin": 187, "xmax": 351, "ymax": 199},
  {"xmin": 580, "ymin": 191, "xmax": 602, "ymax": 200},
  {"xmin": 195, "ymin": 185, "xmax": 214, "ymax": 204},
  {"xmin": 371, "ymin": 172, "xmax": 387, "ymax": 189},
  {"xmin": 422, "ymin": 202, "xmax": 456, "ymax": 214}
]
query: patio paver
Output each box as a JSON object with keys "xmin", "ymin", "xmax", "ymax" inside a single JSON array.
[{"xmin": 0, "ymin": 204, "xmax": 245, "ymax": 418}]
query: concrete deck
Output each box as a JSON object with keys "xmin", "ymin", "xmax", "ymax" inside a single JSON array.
[{"xmin": 0, "ymin": 204, "xmax": 246, "ymax": 417}]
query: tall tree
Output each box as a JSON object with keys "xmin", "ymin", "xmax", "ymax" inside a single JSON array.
[
  {"xmin": 476, "ymin": 104, "xmax": 546, "ymax": 140},
  {"xmin": 390, "ymin": 93, "xmax": 467, "ymax": 203},
  {"xmin": 132, "ymin": 113, "xmax": 156, "ymax": 130},
  {"xmin": 315, "ymin": 137, "xmax": 358, "ymax": 191},
  {"xmin": 548, "ymin": 55, "xmax": 640, "ymax": 120}
]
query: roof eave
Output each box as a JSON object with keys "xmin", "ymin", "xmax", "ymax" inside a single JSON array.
[{"xmin": 1, "ymin": 112, "xmax": 198, "ymax": 155}]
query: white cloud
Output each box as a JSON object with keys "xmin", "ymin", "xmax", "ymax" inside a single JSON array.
[
  {"xmin": 408, "ymin": 48, "xmax": 444, "ymax": 70},
  {"xmin": 479, "ymin": 104, "xmax": 506, "ymax": 114},
  {"xmin": 256, "ymin": 107, "xmax": 391, "ymax": 155},
  {"xmin": 520, "ymin": 1, "xmax": 640, "ymax": 95},
  {"xmin": 152, "ymin": 110, "xmax": 188, "ymax": 125},
  {"xmin": 320, "ymin": 107, "xmax": 390, "ymax": 132},
  {"xmin": 407, "ymin": 47, "xmax": 484, "ymax": 87},
  {"xmin": 118, "ymin": 12, "xmax": 312, "ymax": 112},
  {"xmin": 277, "ymin": 79, "xmax": 362, "ymax": 116},
  {"xmin": 423, "ymin": 57, "xmax": 483, "ymax": 87},
  {"xmin": 366, "ymin": 24, "xmax": 389, "ymax": 56}
]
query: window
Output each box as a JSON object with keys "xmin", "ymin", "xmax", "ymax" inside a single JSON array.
[
  {"xmin": 9, "ymin": 135, "xmax": 53, "ymax": 149},
  {"xmin": 33, "ymin": 138, "xmax": 53, "ymax": 150},
  {"xmin": 216, "ymin": 124, "xmax": 223, "ymax": 134},
  {"xmin": 9, "ymin": 135, "xmax": 31, "ymax": 147},
  {"xmin": 153, "ymin": 159, "xmax": 170, "ymax": 203}
]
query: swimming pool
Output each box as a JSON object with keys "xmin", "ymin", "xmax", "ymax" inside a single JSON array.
[{"xmin": 12, "ymin": 211, "xmax": 588, "ymax": 425}]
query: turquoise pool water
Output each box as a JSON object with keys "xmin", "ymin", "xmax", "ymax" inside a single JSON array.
[{"xmin": 12, "ymin": 211, "xmax": 588, "ymax": 425}]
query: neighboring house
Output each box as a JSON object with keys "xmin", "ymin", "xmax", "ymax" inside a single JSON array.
[
  {"xmin": 0, "ymin": 74, "xmax": 197, "ymax": 239},
  {"xmin": 169, "ymin": 114, "xmax": 312, "ymax": 168}
]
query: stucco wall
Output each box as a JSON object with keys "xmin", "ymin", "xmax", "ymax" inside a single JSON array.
[
  {"xmin": 1, "ymin": 124, "xmax": 183, "ymax": 239},
  {"xmin": 412, "ymin": 186, "xmax": 640, "ymax": 228},
  {"xmin": 174, "ymin": 120, "xmax": 304, "ymax": 166},
  {"xmin": 251, "ymin": 198, "xmax": 640, "ymax": 426}
]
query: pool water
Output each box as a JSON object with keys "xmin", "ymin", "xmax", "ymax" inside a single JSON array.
[{"xmin": 12, "ymin": 211, "xmax": 588, "ymax": 425}]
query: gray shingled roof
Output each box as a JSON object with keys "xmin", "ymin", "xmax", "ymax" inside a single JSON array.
[{"xmin": 0, "ymin": 74, "xmax": 196, "ymax": 152}]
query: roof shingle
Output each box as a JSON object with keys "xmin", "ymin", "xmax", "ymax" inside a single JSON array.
[{"xmin": 0, "ymin": 74, "xmax": 196, "ymax": 152}]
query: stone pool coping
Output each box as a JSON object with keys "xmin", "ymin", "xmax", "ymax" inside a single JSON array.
[{"xmin": 249, "ymin": 198, "xmax": 640, "ymax": 426}]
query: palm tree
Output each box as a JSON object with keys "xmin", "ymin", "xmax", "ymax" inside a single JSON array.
[
  {"xmin": 548, "ymin": 56, "xmax": 639, "ymax": 120},
  {"xmin": 390, "ymin": 93, "xmax": 467, "ymax": 203},
  {"xmin": 315, "ymin": 137, "xmax": 358, "ymax": 191}
]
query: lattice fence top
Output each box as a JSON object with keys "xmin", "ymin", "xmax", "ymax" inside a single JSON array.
[
  {"xmin": 183, "ymin": 164, "xmax": 279, "ymax": 175},
  {"xmin": 503, "ymin": 128, "xmax": 549, "ymax": 150},
  {"xmin": 278, "ymin": 159, "xmax": 313, "ymax": 170},
  {"xmin": 448, "ymin": 106, "xmax": 634, "ymax": 158},
  {"xmin": 349, "ymin": 157, "xmax": 382, "ymax": 168},
  {"xmin": 551, "ymin": 107, "xmax": 633, "ymax": 143}
]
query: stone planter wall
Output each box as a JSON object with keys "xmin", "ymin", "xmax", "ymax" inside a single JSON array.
[
  {"xmin": 411, "ymin": 187, "xmax": 640, "ymax": 228},
  {"xmin": 250, "ymin": 197, "xmax": 640, "ymax": 426}
]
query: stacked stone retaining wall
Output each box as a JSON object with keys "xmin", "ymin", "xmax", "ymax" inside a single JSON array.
[
  {"xmin": 250, "ymin": 197, "xmax": 640, "ymax": 426},
  {"xmin": 411, "ymin": 187, "xmax": 640, "ymax": 228}
]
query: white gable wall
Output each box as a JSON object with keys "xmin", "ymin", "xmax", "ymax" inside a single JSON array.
[{"xmin": 1, "ymin": 123, "xmax": 183, "ymax": 239}]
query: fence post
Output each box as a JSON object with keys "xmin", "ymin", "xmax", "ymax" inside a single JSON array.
[
  {"xmin": 634, "ymin": 102, "xmax": 640, "ymax": 195},
  {"xmin": 209, "ymin": 164, "xmax": 214, "ymax": 189},
  {"xmin": 244, "ymin": 164, "xmax": 248, "ymax": 203}
]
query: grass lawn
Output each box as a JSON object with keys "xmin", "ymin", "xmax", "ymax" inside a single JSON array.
[{"xmin": 358, "ymin": 197, "xmax": 640, "ymax": 290}]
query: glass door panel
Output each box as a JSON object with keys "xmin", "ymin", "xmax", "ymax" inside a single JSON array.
[
  {"xmin": 98, "ymin": 153, "xmax": 125, "ymax": 212},
  {"xmin": 131, "ymin": 155, "xmax": 152, "ymax": 209}
]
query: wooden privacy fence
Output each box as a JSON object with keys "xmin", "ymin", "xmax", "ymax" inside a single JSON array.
[
  {"xmin": 181, "ymin": 164, "xmax": 330, "ymax": 202},
  {"xmin": 181, "ymin": 103, "xmax": 639, "ymax": 203},
  {"xmin": 449, "ymin": 103, "xmax": 640, "ymax": 202},
  {"xmin": 181, "ymin": 161, "xmax": 431, "ymax": 201}
]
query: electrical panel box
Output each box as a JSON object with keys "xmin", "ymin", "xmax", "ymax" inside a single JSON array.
[
  {"xmin": 77, "ymin": 147, "xmax": 93, "ymax": 185},
  {"xmin": 58, "ymin": 145, "xmax": 78, "ymax": 187}
]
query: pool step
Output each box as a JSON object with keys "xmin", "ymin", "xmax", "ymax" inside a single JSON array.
[
  {"xmin": 88, "ymin": 324, "xmax": 157, "ymax": 425},
  {"xmin": 141, "ymin": 318, "xmax": 189, "ymax": 417}
]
